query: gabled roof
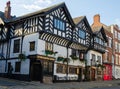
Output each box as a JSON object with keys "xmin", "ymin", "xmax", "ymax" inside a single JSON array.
[
  {"xmin": 0, "ymin": 11, "xmax": 16, "ymax": 24},
  {"xmin": 73, "ymin": 16, "xmax": 93, "ymax": 33},
  {"xmin": 9, "ymin": 2, "xmax": 75, "ymax": 26},
  {"xmin": 92, "ymin": 26, "xmax": 108, "ymax": 42}
]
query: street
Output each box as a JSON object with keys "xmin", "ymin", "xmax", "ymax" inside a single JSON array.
[
  {"xmin": 0, "ymin": 77, "xmax": 120, "ymax": 89},
  {"xmin": 91, "ymin": 86, "xmax": 120, "ymax": 89}
]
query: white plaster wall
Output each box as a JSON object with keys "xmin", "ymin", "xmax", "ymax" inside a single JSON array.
[
  {"xmin": 20, "ymin": 59, "xmax": 30, "ymax": 74},
  {"xmin": 7, "ymin": 59, "xmax": 30, "ymax": 74},
  {"xmin": 10, "ymin": 37, "xmax": 22, "ymax": 58},
  {"xmin": 0, "ymin": 60, "xmax": 6, "ymax": 73},
  {"xmin": 114, "ymin": 66, "xmax": 120, "ymax": 79},
  {"xmin": 86, "ymin": 50, "xmax": 102, "ymax": 66},
  {"xmin": 10, "ymin": 33, "xmax": 39, "ymax": 58},
  {"xmin": 0, "ymin": 42, "xmax": 8, "ymax": 58},
  {"xmin": 22, "ymin": 33, "xmax": 39, "ymax": 56},
  {"xmin": 37, "ymin": 39, "xmax": 45, "ymax": 55},
  {"xmin": 53, "ymin": 44, "xmax": 82, "ymax": 80}
]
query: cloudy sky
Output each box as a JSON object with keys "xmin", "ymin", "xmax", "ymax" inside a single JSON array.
[{"xmin": 0, "ymin": 0, "xmax": 120, "ymax": 26}]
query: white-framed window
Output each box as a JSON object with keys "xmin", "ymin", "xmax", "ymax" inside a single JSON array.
[
  {"xmin": 108, "ymin": 37, "xmax": 112, "ymax": 48},
  {"xmin": 114, "ymin": 30, "xmax": 117, "ymax": 38},
  {"xmin": 118, "ymin": 33, "xmax": 120, "ymax": 40},
  {"xmin": 115, "ymin": 42, "xmax": 118, "ymax": 52},
  {"xmin": 116, "ymin": 54, "xmax": 118, "ymax": 64}
]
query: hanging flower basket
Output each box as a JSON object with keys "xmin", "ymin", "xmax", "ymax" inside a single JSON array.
[
  {"xmin": 70, "ymin": 55, "xmax": 78, "ymax": 62},
  {"xmin": 18, "ymin": 53, "xmax": 26, "ymax": 61},
  {"xmin": 63, "ymin": 58, "xmax": 70, "ymax": 63},
  {"xmin": 45, "ymin": 50, "xmax": 54, "ymax": 55},
  {"xmin": 57, "ymin": 56, "xmax": 64, "ymax": 61}
]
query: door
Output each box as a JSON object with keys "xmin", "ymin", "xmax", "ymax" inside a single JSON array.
[
  {"xmin": 91, "ymin": 68, "xmax": 95, "ymax": 81},
  {"xmin": 78, "ymin": 68, "xmax": 82, "ymax": 81},
  {"xmin": 31, "ymin": 61, "xmax": 43, "ymax": 82}
]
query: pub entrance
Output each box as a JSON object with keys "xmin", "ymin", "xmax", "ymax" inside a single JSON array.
[{"xmin": 30, "ymin": 60, "xmax": 43, "ymax": 82}]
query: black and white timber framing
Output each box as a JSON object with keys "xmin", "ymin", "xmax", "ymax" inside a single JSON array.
[
  {"xmin": 0, "ymin": 2, "xmax": 107, "ymax": 82},
  {"xmin": 92, "ymin": 26, "xmax": 108, "ymax": 53}
]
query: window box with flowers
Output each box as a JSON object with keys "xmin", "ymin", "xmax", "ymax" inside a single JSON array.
[
  {"xmin": 45, "ymin": 50, "xmax": 58, "ymax": 56},
  {"xmin": 45, "ymin": 50, "xmax": 54, "ymax": 56}
]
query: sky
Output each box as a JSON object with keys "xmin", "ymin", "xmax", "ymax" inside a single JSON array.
[{"xmin": 0, "ymin": 0, "xmax": 120, "ymax": 26}]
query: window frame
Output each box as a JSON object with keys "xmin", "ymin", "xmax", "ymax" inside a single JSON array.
[
  {"xmin": 29, "ymin": 41, "xmax": 35, "ymax": 51},
  {"xmin": 13, "ymin": 39, "xmax": 20, "ymax": 53},
  {"xmin": 15, "ymin": 61, "xmax": 21, "ymax": 72},
  {"xmin": 79, "ymin": 29, "xmax": 86, "ymax": 39},
  {"xmin": 45, "ymin": 41, "xmax": 53, "ymax": 51},
  {"xmin": 53, "ymin": 18, "xmax": 66, "ymax": 31}
]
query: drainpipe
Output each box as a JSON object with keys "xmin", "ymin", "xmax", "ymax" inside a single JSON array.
[{"xmin": 66, "ymin": 47, "xmax": 69, "ymax": 80}]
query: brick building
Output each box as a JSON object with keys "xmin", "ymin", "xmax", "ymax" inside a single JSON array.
[{"xmin": 91, "ymin": 14, "xmax": 113, "ymax": 80}]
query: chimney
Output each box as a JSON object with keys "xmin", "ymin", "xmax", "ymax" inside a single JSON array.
[
  {"xmin": 93, "ymin": 14, "xmax": 100, "ymax": 24},
  {"xmin": 4, "ymin": 1, "xmax": 11, "ymax": 19}
]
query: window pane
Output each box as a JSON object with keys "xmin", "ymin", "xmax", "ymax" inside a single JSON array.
[
  {"xmin": 13, "ymin": 39, "xmax": 20, "ymax": 53},
  {"xmin": 42, "ymin": 60, "xmax": 53, "ymax": 75},
  {"xmin": 54, "ymin": 18, "xmax": 65, "ymax": 31},
  {"xmin": 30, "ymin": 41, "xmax": 35, "ymax": 51},
  {"xmin": 15, "ymin": 62, "xmax": 21, "ymax": 72},
  {"xmin": 79, "ymin": 30, "xmax": 85, "ymax": 39},
  {"xmin": 45, "ymin": 42, "xmax": 53, "ymax": 51}
]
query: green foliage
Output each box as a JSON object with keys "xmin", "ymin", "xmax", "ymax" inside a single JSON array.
[
  {"xmin": 70, "ymin": 55, "xmax": 78, "ymax": 62},
  {"xmin": 97, "ymin": 64, "xmax": 106, "ymax": 69},
  {"xmin": 45, "ymin": 50, "xmax": 54, "ymax": 55},
  {"xmin": 63, "ymin": 58, "xmax": 70, "ymax": 63},
  {"xmin": 18, "ymin": 53, "xmax": 26, "ymax": 61},
  {"xmin": 45, "ymin": 50, "xmax": 58, "ymax": 56},
  {"xmin": 57, "ymin": 56, "xmax": 64, "ymax": 61}
]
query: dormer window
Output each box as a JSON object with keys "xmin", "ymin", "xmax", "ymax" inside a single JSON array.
[{"xmin": 54, "ymin": 18, "xmax": 65, "ymax": 31}]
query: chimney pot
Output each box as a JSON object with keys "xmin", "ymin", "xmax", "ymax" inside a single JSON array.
[
  {"xmin": 4, "ymin": 1, "xmax": 11, "ymax": 19},
  {"xmin": 94, "ymin": 14, "xmax": 100, "ymax": 24}
]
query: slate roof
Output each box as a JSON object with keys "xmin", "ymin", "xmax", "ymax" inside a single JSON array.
[
  {"xmin": 92, "ymin": 26, "xmax": 102, "ymax": 33},
  {"xmin": 73, "ymin": 16, "xmax": 85, "ymax": 24},
  {"xmin": 9, "ymin": 2, "xmax": 66, "ymax": 22},
  {"xmin": 0, "ymin": 11, "xmax": 6, "ymax": 21},
  {"xmin": 92, "ymin": 26, "xmax": 108, "ymax": 42},
  {"xmin": 0, "ymin": 11, "xmax": 16, "ymax": 23}
]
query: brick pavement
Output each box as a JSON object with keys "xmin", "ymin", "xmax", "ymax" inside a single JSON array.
[{"xmin": 0, "ymin": 77, "xmax": 120, "ymax": 89}]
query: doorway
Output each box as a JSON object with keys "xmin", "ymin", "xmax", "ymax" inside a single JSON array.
[
  {"xmin": 30, "ymin": 60, "xmax": 43, "ymax": 81},
  {"xmin": 91, "ymin": 68, "xmax": 95, "ymax": 81},
  {"xmin": 78, "ymin": 68, "xmax": 82, "ymax": 81}
]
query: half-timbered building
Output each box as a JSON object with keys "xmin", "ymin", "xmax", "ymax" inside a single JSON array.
[
  {"xmin": 86, "ymin": 26, "xmax": 107, "ymax": 81},
  {"xmin": 0, "ymin": 2, "xmax": 92, "ymax": 82}
]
